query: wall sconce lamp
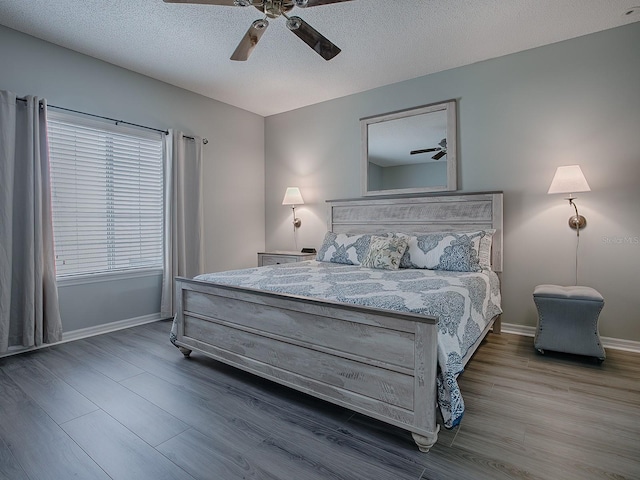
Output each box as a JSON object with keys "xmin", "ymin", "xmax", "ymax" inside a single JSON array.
[
  {"xmin": 547, "ymin": 165, "xmax": 591, "ymax": 236},
  {"xmin": 282, "ymin": 187, "xmax": 304, "ymax": 231}
]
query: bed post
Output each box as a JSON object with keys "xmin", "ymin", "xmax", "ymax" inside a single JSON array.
[
  {"xmin": 412, "ymin": 321, "xmax": 439, "ymax": 452},
  {"xmin": 492, "ymin": 314, "xmax": 502, "ymax": 334}
]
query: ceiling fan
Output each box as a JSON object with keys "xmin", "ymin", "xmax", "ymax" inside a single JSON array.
[
  {"xmin": 163, "ymin": 0, "xmax": 352, "ymax": 61},
  {"xmin": 410, "ymin": 138, "xmax": 447, "ymax": 160}
]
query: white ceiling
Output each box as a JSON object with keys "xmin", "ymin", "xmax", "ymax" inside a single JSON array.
[{"xmin": 0, "ymin": 1, "xmax": 638, "ymax": 116}]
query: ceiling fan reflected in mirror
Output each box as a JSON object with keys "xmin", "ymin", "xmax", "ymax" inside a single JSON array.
[
  {"xmin": 410, "ymin": 138, "xmax": 447, "ymax": 160},
  {"xmin": 163, "ymin": 0, "xmax": 353, "ymax": 61}
]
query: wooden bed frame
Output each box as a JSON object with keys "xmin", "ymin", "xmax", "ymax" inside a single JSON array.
[{"xmin": 172, "ymin": 192, "xmax": 503, "ymax": 452}]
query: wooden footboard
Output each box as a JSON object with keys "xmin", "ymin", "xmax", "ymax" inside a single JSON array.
[{"xmin": 173, "ymin": 277, "xmax": 440, "ymax": 451}]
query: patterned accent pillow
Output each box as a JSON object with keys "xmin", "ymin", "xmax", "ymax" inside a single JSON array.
[
  {"xmin": 399, "ymin": 230, "xmax": 495, "ymax": 272},
  {"xmin": 316, "ymin": 232, "xmax": 373, "ymax": 265},
  {"xmin": 477, "ymin": 230, "xmax": 495, "ymax": 270},
  {"xmin": 361, "ymin": 235, "xmax": 408, "ymax": 270}
]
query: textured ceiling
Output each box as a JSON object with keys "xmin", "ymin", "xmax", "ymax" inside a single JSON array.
[{"xmin": 0, "ymin": 0, "xmax": 638, "ymax": 116}]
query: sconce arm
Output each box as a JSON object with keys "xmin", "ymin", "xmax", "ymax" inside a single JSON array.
[{"xmin": 567, "ymin": 198, "xmax": 586, "ymax": 236}]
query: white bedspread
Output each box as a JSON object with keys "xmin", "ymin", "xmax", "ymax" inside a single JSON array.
[{"xmin": 190, "ymin": 260, "xmax": 502, "ymax": 428}]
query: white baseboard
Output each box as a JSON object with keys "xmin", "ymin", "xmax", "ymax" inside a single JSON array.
[
  {"xmin": 62, "ymin": 313, "xmax": 164, "ymax": 343},
  {"xmin": 501, "ymin": 322, "xmax": 640, "ymax": 354},
  {"xmin": 598, "ymin": 336, "xmax": 640, "ymax": 354},
  {"xmin": 501, "ymin": 323, "xmax": 536, "ymax": 338},
  {"xmin": 1, "ymin": 313, "xmax": 165, "ymax": 358}
]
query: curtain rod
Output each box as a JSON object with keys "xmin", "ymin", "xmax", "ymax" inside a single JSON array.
[
  {"xmin": 52, "ymin": 105, "xmax": 170, "ymax": 136},
  {"xmin": 16, "ymin": 96, "xmax": 169, "ymax": 135},
  {"xmin": 16, "ymin": 97, "xmax": 208, "ymax": 144},
  {"xmin": 181, "ymin": 134, "xmax": 209, "ymax": 144}
]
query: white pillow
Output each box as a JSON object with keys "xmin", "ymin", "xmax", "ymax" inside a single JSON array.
[
  {"xmin": 316, "ymin": 232, "xmax": 373, "ymax": 265},
  {"xmin": 400, "ymin": 230, "xmax": 495, "ymax": 272}
]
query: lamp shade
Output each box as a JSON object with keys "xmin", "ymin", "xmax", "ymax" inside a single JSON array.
[
  {"xmin": 282, "ymin": 187, "xmax": 304, "ymax": 205},
  {"xmin": 548, "ymin": 165, "xmax": 591, "ymax": 195}
]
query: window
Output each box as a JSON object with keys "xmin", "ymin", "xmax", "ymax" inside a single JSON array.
[{"xmin": 47, "ymin": 112, "xmax": 164, "ymax": 279}]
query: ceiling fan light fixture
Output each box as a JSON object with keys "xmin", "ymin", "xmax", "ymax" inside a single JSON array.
[{"xmin": 294, "ymin": 0, "xmax": 309, "ymax": 7}]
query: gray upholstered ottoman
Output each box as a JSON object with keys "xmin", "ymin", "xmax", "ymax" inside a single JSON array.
[{"xmin": 533, "ymin": 285, "xmax": 605, "ymax": 361}]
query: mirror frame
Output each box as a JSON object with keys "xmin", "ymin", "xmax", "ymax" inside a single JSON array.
[{"xmin": 360, "ymin": 100, "xmax": 457, "ymax": 196}]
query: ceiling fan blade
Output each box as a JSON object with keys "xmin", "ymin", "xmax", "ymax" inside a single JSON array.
[
  {"xmin": 293, "ymin": 0, "xmax": 354, "ymax": 7},
  {"xmin": 231, "ymin": 19, "xmax": 269, "ymax": 61},
  {"xmin": 432, "ymin": 150, "xmax": 447, "ymax": 160},
  {"xmin": 163, "ymin": 0, "xmax": 245, "ymax": 5},
  {"xmin": 410, "ymin": 148, "xmax": 439, "ymax": 155},
  {"xmin": 286, "ymin": 16, "xmax": 340, "ymax": 60}
]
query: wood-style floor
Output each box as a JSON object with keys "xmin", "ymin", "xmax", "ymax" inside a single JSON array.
[{"xmin": 1, "ymin": 320, "xmax": 638, "ymax": 480}]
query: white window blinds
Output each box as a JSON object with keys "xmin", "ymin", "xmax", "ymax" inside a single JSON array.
[{"xmin": 47, "ymin": 112, "xmax": 164, "ymax": 278}]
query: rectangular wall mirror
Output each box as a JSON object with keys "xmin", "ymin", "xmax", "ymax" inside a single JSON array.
[{"xmin": 361, "ymin": 100, "xmax": 457, "ymax": 196}]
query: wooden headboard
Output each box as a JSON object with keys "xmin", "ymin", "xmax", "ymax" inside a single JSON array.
[{"xmin": 326, "ymin": 192, "xmax": 503, "ymax": 272}]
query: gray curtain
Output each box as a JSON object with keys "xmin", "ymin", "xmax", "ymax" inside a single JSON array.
[
  {"xmin": 0, "ymin": 91, "xmax": 62, "ymax": 353},
  {"xmin": 161, "ymin": 130, "xmax": 204, "ymax": 318}
]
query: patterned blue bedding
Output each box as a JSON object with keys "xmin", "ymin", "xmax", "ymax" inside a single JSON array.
[{"xmin": 188, "ymin": 260, "xmax": 502, "ymax": 428}]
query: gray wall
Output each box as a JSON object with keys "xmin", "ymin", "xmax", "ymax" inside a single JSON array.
[
  {"xmin": 0, "ymin": 26, "xmax": 265, "ymax": 332},
  {"xmin": 265, "ymin": 23, "xmax": 640, "ymax": 341},
  {"xmin": 376, "ymin": 162, "xmax": 447, "ymax": 191}
]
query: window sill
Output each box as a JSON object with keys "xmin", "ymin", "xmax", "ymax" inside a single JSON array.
[{"xmin": 56, "ymin": 268, "xmax": 163, "ymax": 287}]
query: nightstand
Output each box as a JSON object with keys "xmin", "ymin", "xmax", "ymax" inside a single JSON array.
[{"xmin": 258, "ymin": 251, "xmax": 316, "ymax": 267}]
